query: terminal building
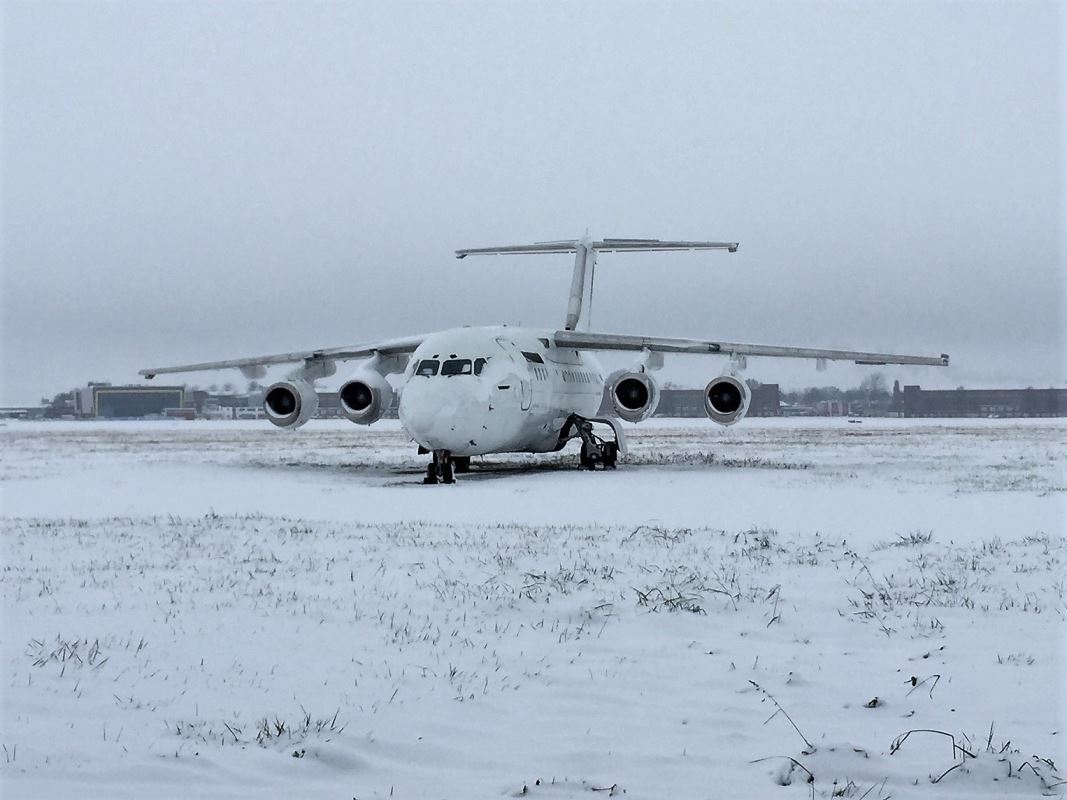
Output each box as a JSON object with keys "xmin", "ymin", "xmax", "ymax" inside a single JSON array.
[
  {"xmin": 74, "ymin": 383, "xmax": 186, "ymax": 418},
  {"xmin": 652, "ymin": 384, "xmax": 781, "ymax": 418},
  {"xmin": 893, "ymin": 383, "xmax": 1067, "ymax": 418},
  {"xmin": 41, "ymin": 380, "xmax": 1067, "ymax": 421},
  {"xmin": 598, "ymin": 384, "xmax": 781, "ymax": 418}
]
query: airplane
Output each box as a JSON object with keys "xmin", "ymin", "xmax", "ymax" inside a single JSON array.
[{"xmin": 141, "ymin": 236, "xmax": 950, "ymax": 483}]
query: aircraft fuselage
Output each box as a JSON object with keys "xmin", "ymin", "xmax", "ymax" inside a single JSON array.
[{"xmin": 398, "ymin": 326, "xmax": 604, "ymax": 457}]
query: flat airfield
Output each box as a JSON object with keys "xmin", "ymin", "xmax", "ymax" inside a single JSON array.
[{"xmin": 1, "ymin": 418, "xmax": 1064, "ymax": 798}]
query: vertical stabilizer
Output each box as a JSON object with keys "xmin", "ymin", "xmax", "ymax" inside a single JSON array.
[{"xmin": 565, "ymin": 239, "xmax": 593, "ymax": 331}]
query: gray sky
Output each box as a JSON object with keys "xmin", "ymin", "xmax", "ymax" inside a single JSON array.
[{"xmin": 2, "ymin": 0, "xmax": 1063, "ymax": 405}]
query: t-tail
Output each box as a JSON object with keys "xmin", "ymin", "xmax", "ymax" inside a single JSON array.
[{"xmin": 456, "ymin": 236, "xmax": 739, "ymax": 331}]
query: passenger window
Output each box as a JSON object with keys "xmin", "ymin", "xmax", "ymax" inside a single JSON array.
[
  {"xmin": 416, "ymin": 359, "xmax": 440, "ymax": 376},
  {"xmin": 474, "ymin": 357, "xmax": 488, "ymax": 375},
  {"xmin": 442, "ymin": 359, "xmax": 473, "ymax": 376}
]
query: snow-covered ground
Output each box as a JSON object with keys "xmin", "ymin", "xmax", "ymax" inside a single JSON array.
[{"xmin": 1, "ymin": 418, "xmax": 1064, "ymax": 798}]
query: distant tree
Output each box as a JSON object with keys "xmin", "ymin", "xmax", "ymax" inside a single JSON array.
[
  {"xmin": 803, "ymin": 386, "xmax": 834, "ymax": 405},
  {"xmin": 859, "ymin": 373, "xmax": 888, "ymax": 396},
  {"xmin": 44, "ymin": 391, "xmax": 75, "ymax": 418}
]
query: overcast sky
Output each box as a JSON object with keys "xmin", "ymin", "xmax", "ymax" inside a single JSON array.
[{"xmin": 2, "ymin": 0, "xmax": 1063, "ymax": 405}]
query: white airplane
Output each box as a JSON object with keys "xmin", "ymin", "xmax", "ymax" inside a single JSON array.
[{"xmin": 141, "ymin": 236, "xmax": 949, "ymax": 483}]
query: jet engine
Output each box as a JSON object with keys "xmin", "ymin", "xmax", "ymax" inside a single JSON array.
[
  {"xmin": 704, "ymin": 374, "xmax": 750, "ymax": 426},
  {"xmin": 610, "ymin": 371, "xmax": 661, "ymax": 423},
  {"xmin": 338, "ymin": 370, "xmax": 395, "ymax": 425},
  {"xmin": 263, "ymin": 379, "xmax": 319, "ymax": 429}
]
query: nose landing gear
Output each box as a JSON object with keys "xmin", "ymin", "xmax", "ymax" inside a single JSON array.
[
  {"xmin": 424, "ymin": 450, "xmax": 455, "ymax": 484},
  {"xmin": 421, "ymin": 451, "xmax": 472, "ymax": 484}
]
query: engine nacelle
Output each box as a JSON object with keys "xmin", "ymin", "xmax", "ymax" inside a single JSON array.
[
  {"xmin": 338, "ymin": 370, "xmax": 394, "ymax": 425},
  {"xmin": 704, "ymin": 374, "xmax": 751, "ymax": 426},
  {"xmin": 610, "ymin": 371, "xmax": 661, "ymax": 423},
  {"xmin": 263, "ymin": 379, "xmax": 319, "ymax": 429}
]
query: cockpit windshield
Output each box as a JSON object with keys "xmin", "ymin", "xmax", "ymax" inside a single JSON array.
[
  {"xmin": 416, "ymin": 356, "xmax": 488, "ymax": 377},
  {"xmin": 441, "ymin": 359, "xmax": 473, "ymax": 376},
  {"xmin": 415, "ymin": 359, "xmax": 440, "ymax": 376}
]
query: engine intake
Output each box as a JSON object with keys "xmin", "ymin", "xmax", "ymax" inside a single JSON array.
[
  {"xmin": 339, "ymin": 370, "xmax": 394, "ymax": 425},
  {"xmin": 610, "ymin": 372, "xmax": 660, "ymax": 423},
  {"xmin": 264, "ymin": 379, "xmax": 319, "ymax": 429},
  {"xmin": 704, "ymin": 374, "xmax": 750, "ymax": 426}
]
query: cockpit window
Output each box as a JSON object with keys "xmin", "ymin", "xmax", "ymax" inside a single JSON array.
[
  {"xmin": 474, "ymin": 357, "xmax": 488, "ymax": 375},
  {"xmin": 441, "ymin": 358, "xmax": 473, "ymax": 376},
  {"xmin": 522, "ymin": 351, "xmax": 544, "ymax": 364},
  {"xmin": 415, "ymin": 359, "xmax": 440, "ymax": 376}
]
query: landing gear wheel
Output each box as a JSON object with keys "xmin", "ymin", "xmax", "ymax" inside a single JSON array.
[
  {"xmin": 564, "ymin": 414, "xmax": 623, "ymax": 471},
  {"xmin": 423, "ymin": 463, "xmax": 438, "ymax": 484},
  {"xmin": 425, "ymin": 450, "xmax": 455, "ymax": 485},
  {"xmin": 453, "ymin": 456, "xmax": 471, "ymax": 474}
]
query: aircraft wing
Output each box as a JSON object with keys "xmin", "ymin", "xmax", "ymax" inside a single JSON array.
[
  {"xmin": 554, "ymin": 331, "xmax": 949, "ymax": 367},
  {"xmin": 139, "ymin": 334, "xmax": 426, "ymax": 379}
]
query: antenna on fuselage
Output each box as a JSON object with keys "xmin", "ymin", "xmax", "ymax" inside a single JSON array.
[{"xmin": 455, "ymin": 236, "xmax": 740, "ymax": 331}]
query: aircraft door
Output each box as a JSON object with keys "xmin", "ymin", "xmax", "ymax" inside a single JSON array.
[{"xmin": 495, "ymin": 336, "xmax": 532, "ymax": 412}]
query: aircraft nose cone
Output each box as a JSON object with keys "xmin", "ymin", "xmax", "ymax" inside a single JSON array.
[{"xmin": 400, "ymin": 378, "xmax": 492, "ymax": 455}]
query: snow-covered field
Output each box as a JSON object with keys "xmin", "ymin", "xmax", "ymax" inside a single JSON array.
[{"xmin": 1, "ymin": 418, "xmax": 1064, "ymax": 799}]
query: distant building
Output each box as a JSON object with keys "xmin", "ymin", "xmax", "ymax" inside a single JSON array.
[
  {"xmin": 189, "ymin": 389, "xmax": 397, "ymax": 420},
  {"xmin": 780, "ymin": 403, "xmax": 816, "ymax": 417},
  {"xmin": 318, "ymin": 391, "xmax": 343, "ymax": 419},
  {"xmin": 599, "ymin": 385, "xmax": 781, "ymax": 418},
  {"xmin": 74, "ymin": 384, "xmax": 186, "ymax": 418},
  {"xmin": 816, "ymin": 399, "xmax": 847, "ymax": 416},
  {"xmin": 315, "ymin": 391, "xmax": 400, "ymax": 419},
  {"xmin": 894, "ymin": 382, "xmax": 1067, "ymax": 418}
]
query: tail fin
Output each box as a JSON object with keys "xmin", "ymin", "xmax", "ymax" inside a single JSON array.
[{"xmin": 455, "ymin": 236, "xmax": 739, "ymax": 331}]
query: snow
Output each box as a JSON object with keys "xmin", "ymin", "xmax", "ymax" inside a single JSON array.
[{"xmin": 1, "ymin": 417, "xmax": 1064, "ymax": 798}]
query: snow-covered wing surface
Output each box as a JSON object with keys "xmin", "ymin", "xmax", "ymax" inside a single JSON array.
[
  {"xmin": 554, "ymin": 330, "xmax": 950, "ymax": 366},
  {"xmin": 139, "ymin": 335, "xmax": 426, "ymax": 378}
]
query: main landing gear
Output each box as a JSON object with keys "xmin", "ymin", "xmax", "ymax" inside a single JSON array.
[
  {"xmin": 423, "ymin": 451, "xmax": 471, "ymax": 484},
  {"xmin": 562, "ymin": 414, "xmax": 621, "ymax": 471}
]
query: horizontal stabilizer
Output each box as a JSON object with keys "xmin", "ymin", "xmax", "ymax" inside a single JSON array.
[{"xmin": 456, "ymin": 238, "xmax": 738, "ymax": 258}]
